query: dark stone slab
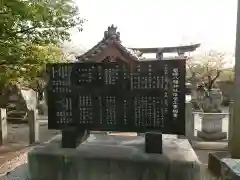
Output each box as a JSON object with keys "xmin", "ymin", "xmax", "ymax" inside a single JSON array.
[
  {"xmin": 145, "ymin": 132, "xmax": 162, "ymax": 154},
  {"xmin": 46, "ymin": 60, "xmax": 186, "ymax": 135}
]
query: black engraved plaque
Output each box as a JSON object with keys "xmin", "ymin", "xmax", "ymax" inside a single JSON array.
[
  {"xmin": 47, "ymin": 63, "xmax": 73, "ymax": 129},
  {"xmin": 47, "ymin": 58, "xmax": 186, "ymax": 135}
]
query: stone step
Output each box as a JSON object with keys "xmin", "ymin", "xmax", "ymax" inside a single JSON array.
[{"xmin": 7, "ymin": 110, "xmax": 27, "ymax": 124}]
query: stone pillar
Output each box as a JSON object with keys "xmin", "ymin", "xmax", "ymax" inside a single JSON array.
[
  {"xmin": 28, "ymin": 109, "xmax": 39, "ymax": 144},
  {"xmin": 0, "ymin": 108, "xmax": 7, "ymax": 145},
  {"xmin": 228, "ymin": 102, "xmax": 234, "ymax": 148},
  {"xmin": 185, "ymin": 102, "xmax": 194, "ymax": 142},
  {"xmin": 230, "ymin": 0, "xmax": 240, "ymax": 158}
]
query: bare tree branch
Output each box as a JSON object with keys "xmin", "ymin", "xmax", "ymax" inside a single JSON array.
[
  {"xmin": 13, "ymin": 26, "xmax": 38, "ymax": 35},
  {"xmin": 208, "ymin": 70, "xmax": 221, "ymax": 90}
]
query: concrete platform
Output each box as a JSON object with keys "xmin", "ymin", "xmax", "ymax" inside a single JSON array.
[{"xmin": 28, "ymin": 134, "xmax": 202, "ymax": 180}]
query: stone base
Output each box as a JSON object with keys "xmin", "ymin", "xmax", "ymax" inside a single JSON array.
[
  {"xmin": 208, "ymin": 152, "xmax": 240, "ymax": 179},
  {"xmin": 28, "ymin": 134, "xmax": 201, "ymax": 180},
  {"xmin": 197, "ymin": 130, "xmax": 227, "ymax": 141},
  {"xmin": 208, "ymin": 151, "xmax": 230, "ymax": 176}
]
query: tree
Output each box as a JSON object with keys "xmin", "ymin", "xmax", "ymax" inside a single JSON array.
[
  {"xmin": 0, "ymin": 0, "xmax": 85, "ymax": 106},
  {"xmin": 1, "ymin": 0, "xmax": 84, "ymax": 44},
  {"xmin": 187, "ymin": 50, "xmax": 226, "ymax": 89},
  {"xmin": 187, "ymin": 50, "xmax": 227, "ymax": 112},
  {"xmin": 0, "ymin": 0, "xmax": 85, "ymax": 76}
]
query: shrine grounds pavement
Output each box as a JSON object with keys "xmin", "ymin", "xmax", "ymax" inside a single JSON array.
[{"xmin": 0, "ymin": 119, "xmax": 60, "ymax": 176}]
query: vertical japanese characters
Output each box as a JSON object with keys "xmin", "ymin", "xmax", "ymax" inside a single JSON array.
[
  {"xmin": 172, "ymin": 68, "xmax": 179, "ymax": 120},
  {"xmin": 47, "ymin": 60, "xmax": 185, "ymax": 134},
  {"xmin": 50, "ymin": 65, "xmax": 72, "ymax": 125},
  {"xmin": 163, "ymin": 64, "xmax": 169, "ymax": 115}
]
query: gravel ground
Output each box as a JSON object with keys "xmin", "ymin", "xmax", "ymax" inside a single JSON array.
[
  {"xmin": 0, "ymin": 120, "xmax": 60, "ymax": 176},
  {"xmin": 0, "ymin": 164, "xmax": 29, "ymax": 180}
]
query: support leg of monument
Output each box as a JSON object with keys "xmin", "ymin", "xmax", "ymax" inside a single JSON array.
[
  {"xmin": 145, "ymin": 132, "xmax": 162, "ymax": 154},
  {"xmin": 61, "ymin": 128, "xmax": 89, "ymax": 148}
]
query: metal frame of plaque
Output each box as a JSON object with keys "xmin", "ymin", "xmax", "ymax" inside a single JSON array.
[{"xmin": 46, "ymin": 58, "xmax": 186, "ymax": 153}]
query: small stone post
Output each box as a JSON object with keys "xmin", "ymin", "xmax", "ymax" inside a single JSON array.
[
  {"xmin": 0, "ymin": 108, "xmax": 7, "ymax": 145},
  {"xmin": 185, "ymin": 102, "xmax": 194, "ymax": 142},
  {"xmin": 28, "ymin": 109, "xmax": 39, "ymax": 144}
]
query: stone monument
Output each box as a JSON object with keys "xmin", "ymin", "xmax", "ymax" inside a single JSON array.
[{"xmin": 28, "ymin": 26, "xmax": 201, "ymax": 180}]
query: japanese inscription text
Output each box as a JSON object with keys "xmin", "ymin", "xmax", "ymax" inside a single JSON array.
[{"xmin": 47, "ymin": 59, "xmax": 186, "ymax": 134}]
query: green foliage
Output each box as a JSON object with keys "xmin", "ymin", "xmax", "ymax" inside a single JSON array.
[
  {"xmin": 0, "ymin": 0, "xmax": 85, "ymax": 91},
  {"xmin": 1, "ymin": 0, "xmax": 84, "ymax": 45}
]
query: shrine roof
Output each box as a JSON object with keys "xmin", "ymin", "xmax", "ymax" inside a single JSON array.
[{"xmin": 76, "ymin": 25, "xmax": 142, "ymax": 62}]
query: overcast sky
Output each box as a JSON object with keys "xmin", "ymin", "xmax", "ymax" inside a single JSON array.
[{"xmin": 72, "ymin": 0, "xmax": 237, "ymax": 56}]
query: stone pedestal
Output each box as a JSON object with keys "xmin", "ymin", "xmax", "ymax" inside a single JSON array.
[
  {"xmin": 197, "ymin": 113, "xmax": 227, "ymax": 141},
  {"xmin": 28, "ymin": 134, "xmax": 201, "ymax": 180}
]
